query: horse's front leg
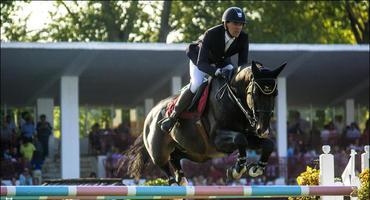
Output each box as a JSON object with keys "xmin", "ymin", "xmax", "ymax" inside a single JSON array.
[
  {"xmin": 214, "ymin": 130, "xmax": 248, "ymax": 180},
  {"xmin": 245, "ymin": 135, "xmax": 274, "ymax": 177}
]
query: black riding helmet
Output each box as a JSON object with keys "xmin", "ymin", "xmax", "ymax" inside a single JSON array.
[{"xmin": 222, "ymin": 7, "xmax": 246, "ymax": 24}]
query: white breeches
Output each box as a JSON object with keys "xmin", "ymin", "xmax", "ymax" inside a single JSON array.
[{"xmin": 189, "ymin": 60, "xmax": 233, "ymax": 93}]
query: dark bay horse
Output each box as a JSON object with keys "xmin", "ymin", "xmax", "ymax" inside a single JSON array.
[{"xmin": 121, "ymin": 61, "xmax": 286, "ymax": 185}]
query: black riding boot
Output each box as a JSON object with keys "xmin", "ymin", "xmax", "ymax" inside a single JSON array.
[{"xmin": 160, "ymin": 88, "xmax": 194, "ymax": 133}]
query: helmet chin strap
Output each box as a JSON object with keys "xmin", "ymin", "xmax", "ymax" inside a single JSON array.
[{"xmin": 224, "ymin": 22, "xmax": 233, "ymax": 38}]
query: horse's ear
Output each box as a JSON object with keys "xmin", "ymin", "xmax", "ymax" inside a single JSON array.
[
  {"xmin": 272, "ymin": 62, "xmax": 287, "ymax": 78},
  {"xmin": 251, "ymin": 61, "xmax": 259, "ymax": 76}
]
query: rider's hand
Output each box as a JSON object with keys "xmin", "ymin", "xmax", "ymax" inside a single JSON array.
[{"xmin": 215, "ymin": 68, "xmax": 233, "ymax": 81}]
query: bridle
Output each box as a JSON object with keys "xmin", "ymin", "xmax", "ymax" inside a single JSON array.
[
  {"xmin": 216, "ymin": 76, "xmax": 277, "ymax": 129},
  {"xmin": 247, "ymin": 78, "xmax": 277, "ymax": 116}
]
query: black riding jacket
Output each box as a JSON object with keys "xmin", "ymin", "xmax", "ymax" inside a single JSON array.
[{"xmin": 186, "ymin": 24, "xmax": 249, "ymax": 76}]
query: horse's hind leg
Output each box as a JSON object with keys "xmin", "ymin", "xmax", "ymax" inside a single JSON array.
[{"xmin": 170, "ymin": 150, "xmax": 188, "ymax": 185}]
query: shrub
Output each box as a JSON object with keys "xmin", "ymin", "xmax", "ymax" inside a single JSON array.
[
  {"xmin": 143, "ymin": 178, "xmax": 168, "ymax": 186},
  {"xmin": 288, "ymin": 166, "xmax": 320, "ymax": 200},
  {"xmin": 358, "ymin": 168, "xmax": 369, "ymax": 200}
]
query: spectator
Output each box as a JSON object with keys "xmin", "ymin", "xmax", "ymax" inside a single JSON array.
[
  {"xmin": 31, "ymin": 137, "xmax": 44, "ymax": 171},
  {"xmin": 36, "ymin": 114, "xmax": 52, "ymax": 159},
  {"xmin": 19, "ymin": 140, "xmax": 36, "ymax": 162},
  {"xmin": 19, "ymin": 111, "xmax": 29, "ymax": 129},
  {"xmin": 320, "ymin": 124, "xmax": 330, "ymax": 144},
  {"xmin": 19, "ymin": 168, "xmax": 33, "ymax": 185},
  {"xmin": 334, "ymin": 115, "xmax": 345, "ymax": 134},
  {"xmin": 288, "ymin": 111, "xmax": 310, "ymax": 143},
  {"xmin": 21, "ymin": 115, "xmax": 35, "ymax": 143},
  {"xmin": 345, "ymin": 122, "xmax": 361, "ymax": 145},
  {"xmin": 1, "ymin": 115, "xmax": 17, "ymax": 150},
  {"xmin": 89, "ymin": 123, "xmax": 102, "ymax": 155},
  {"xmin": 360, "ymin": 119, "xmax": 369, "ymax": 145},
  {"xmin": 89, "ymin": 172, "xmax": 97, "ymax": 178}
]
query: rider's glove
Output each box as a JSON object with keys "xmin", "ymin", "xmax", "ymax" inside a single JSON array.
[{"xmin": 215, "ymin": 68, "xmax": 233, "ymax": 81}]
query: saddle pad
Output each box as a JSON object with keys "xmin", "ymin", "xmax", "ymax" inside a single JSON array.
[{"xmin": 165, "ymin": 84, "xmax": 210, "ymax": 119}]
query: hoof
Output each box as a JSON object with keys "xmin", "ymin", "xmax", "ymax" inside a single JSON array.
[
  {"xmin": 178, "ymin": 177, "xmax": 188, "ymax": 186},
  {"xmin": 226, "ymin": 165, "xmax": 246, "ymax": 180},
  {"xmin": 247, "ymin": 163, "xmax": 264, "ymax": 177},
  {"xmin": 168, "ymin": 178, "xmax": 179, "ymax": 186}
]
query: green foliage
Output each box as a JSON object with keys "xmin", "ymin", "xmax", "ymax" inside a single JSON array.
[
  {"xmin": 358, "ymin": 168, "xmax": 369, "ymax": 200},
  {"xmin": 1, "ymin": 0, "xmax": 368, "ymax": 43},
  {"xmin": 0, "ymin": 0, "xmax": 33, "ymax": 41},
  {"xmin": 143, "ymin": 178, "xmax": 168, "ymax": 186},
  {"xmin": 42, "ymin": 1, "xmax": 154, "ymax": 42},
  {"xmin": 288, "ymin": 166, "xmax": 320, "ymax": 200}
]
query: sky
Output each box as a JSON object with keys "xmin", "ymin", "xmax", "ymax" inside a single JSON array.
[{"xmin": 16, "ymin": 1, "xmax": 57, "ymax": 31}]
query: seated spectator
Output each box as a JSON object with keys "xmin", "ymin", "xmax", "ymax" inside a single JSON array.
[
  {"xmin": 89, "ymin": 172, "xmax": 97, "ymax": 178},
  {"xmin": 320, "ymin": 124, "xmax": 330, "ymax": 144},
  {"xmin": 20, "ymin": 139, "xmax": 36, "ymax": 162},
  {"xmin": 327, "ymin": 121, "xmax": 338, "ymax": 145},
  {"xmin": 19, "ymin": 168, "xmax": 33, "ymax": 185}
]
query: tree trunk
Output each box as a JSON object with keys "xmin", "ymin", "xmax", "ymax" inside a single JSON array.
[
  {"xmin": 344, "ymin": 1, "xmax": 368, "ymax": 44},
  {"xmin": 101, "ymin": 1, "xmax": 121, "ymax": 42},
  {"xmin": 121, "ymin": 1, "xmax": 139, "ymax": 42},
  {"xmin": 158, "ymin": 1, "xmax": 172, "ymax": 43}
]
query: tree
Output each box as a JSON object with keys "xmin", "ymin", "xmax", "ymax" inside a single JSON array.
[
  {"xmin": 42, "ymin": 1, "xmax": 150, "ymax": 42},
  {"xmin": 0, "ymin": 0, "xmax": 32, "ymax": 41},
  {"xmin": 168, "ymin": 0, "xmax": 369, "ymax": 44},
  {"xmin": 344, "ymin": 0, "xmax": 369, "ymax": 44},
  {"xmin": 158, "ymin": 1, "xmax": 172, "ymax": 42},
  {"xmin": 1, "ymin": 0, "xmax": 368, "ymax": 44}
]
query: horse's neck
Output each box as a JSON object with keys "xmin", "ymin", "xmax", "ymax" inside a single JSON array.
[{"xmin": 230, "ymin": 68, "xmax": 252, "ymax": 98}]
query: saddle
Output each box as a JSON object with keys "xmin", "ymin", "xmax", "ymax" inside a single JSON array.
[{"xmin": 165, "ymin": 80, "xmax": 211, "ymax": 120}]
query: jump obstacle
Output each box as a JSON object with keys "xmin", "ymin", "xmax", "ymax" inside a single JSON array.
[
  {"xmin": 0, "ymin": 185, "xmax": 357, "ymax": 199},
  {"xmin": 1, "ymin": 145, "xmax": 368, "ymax": 199}
]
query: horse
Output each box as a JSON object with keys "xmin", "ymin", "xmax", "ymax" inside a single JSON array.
[{"xmin": 120, "ymin": 61, "xmax": 286, "ymax": 185}]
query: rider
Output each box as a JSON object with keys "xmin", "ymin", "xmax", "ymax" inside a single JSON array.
[{"xmin": 160, "ymin": 7, "xmax": 250, "ymax": 133}]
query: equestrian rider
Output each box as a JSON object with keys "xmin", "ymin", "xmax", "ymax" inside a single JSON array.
[{"xmin": 160, "ymin": 7, "xmax": 250, "ymax": 133}]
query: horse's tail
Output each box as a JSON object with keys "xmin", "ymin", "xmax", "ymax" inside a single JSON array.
[{"xmin": 117, "ymin": 133, "xmax": 150, "ymax": 179}]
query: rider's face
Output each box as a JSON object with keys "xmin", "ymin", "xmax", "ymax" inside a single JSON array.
[{"xmin": 226, "ymin": 22, "xmax": 243, "ymax": 38}]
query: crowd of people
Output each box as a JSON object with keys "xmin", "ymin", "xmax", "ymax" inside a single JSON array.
[
  {"xmin": 1, "ymin": 112, "xmax": 52, "ymax": 185},
  {"xmin": 1, "ymin": 110, "xmax": 369, "ymax": 186}
]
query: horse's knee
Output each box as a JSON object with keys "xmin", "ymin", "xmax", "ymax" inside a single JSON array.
[
  {"xmin": 262, "ymin": 139, "xmax": 274, "ymax": 153},
  {"xmin": 214, "ymin": 136, "xmax": 235, "ymax": 153}
]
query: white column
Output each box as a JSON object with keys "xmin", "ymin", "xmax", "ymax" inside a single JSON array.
[
  {"xmin": 60, "ymin": 76, "xmax": 80, "ymax": 178},
  {"xmin": 171, "ymin": 76, "xmax": 182, "ymax": 95},
  {"xmin": 36, "ymin": 98, "xmax": 55, "ymax": 159},
  {"xmin": 36, "ymin": 98, "xmax": 54, "ymax": 126},
  {"xmin": 320, "ymin": 145, "xmax": 342, "ymax": 200},
  {"xmin": 345, "ymin": 99, "xmax": 355, "ymax": 125},
  {"xmin": 276, "ymin": 77, "xmax": 287, "ymax": 183},
  {"xmin": 362, "ymin": 145, "xmax": 369, "ymax": 172},
  {"xmin": 144, "ymin": 98, "xmax": 154, "ymax": 116}
]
